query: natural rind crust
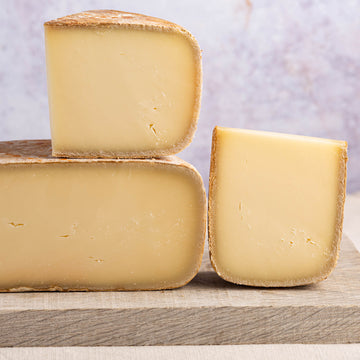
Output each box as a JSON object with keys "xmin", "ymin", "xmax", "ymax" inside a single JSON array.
[
  {"xmin": 0, "ymin": 140, "xmax": 207, "ymax": 292},
  {"xmin": 44, "ymin": 10, "xmax": 181, "ymax": 28},
  {"xmin": 208, "ymin": 126, "xmax": 348, "ymax": 287},
  {"xmin": 44, "ymin": 10, "xmax": 202, "ymax": 159}
]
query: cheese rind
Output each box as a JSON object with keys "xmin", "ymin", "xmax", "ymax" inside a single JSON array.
[
  {"xmin": 0, "ymin": 140, "xmax": 206, "ymax": 291},
  {"xmin": 209, "ymin": 127, "xmax": 347, "ymax": 287},
  {"xmin": 44, "ymin": 10, "xmax": 202, "ymax": 158}
]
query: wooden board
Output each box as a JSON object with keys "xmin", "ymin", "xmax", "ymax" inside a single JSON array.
[{"xmin": 0, "ymin": 236, "xmax": 359, "ymax": 347}]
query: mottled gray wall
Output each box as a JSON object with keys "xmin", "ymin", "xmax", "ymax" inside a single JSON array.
[{"xmin": 1, "ymin": 0, "xmax": 359, "ymax": 192}]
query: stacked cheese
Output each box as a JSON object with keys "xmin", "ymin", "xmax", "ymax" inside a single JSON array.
[
  {"xmin": 0, "ymin": 10, "xmax": 206, "ymax": 291},
  {"xmin": 0, "ymin": 10, "xmax": 348, "ymax": 291}
]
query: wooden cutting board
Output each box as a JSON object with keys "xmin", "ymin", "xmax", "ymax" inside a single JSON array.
[{"xmin": 0, "ymin": 235, "xmax": 359, "ymax": 346}]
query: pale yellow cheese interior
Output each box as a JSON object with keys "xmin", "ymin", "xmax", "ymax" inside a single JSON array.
[
  {"xmin": 210, "ymin": 127, "xmax": 347, "ymax": 286},
  {"xmin": 45, "ymin": 26, "xmax": 200, "ymax": 156},
  {"xmin": 0, "ymin": 161, "xmax": 205, "ymax": 290}
]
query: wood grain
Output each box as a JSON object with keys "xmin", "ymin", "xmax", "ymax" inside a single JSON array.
[{"xmin": 0, "ymin": 236, "xmax": 359, "ymax": 346}]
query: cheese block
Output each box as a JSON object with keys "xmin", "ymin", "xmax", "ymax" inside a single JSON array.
[
  {"xmin": 44, "ymin": 10, "xmax": 202, "ymax": 158},
  {"xmin": 0, "ymin": 140, "xmax": 206, "ymax": 291},
  {"xmin": 209, "ymin": 127, "xmax": 347, "ymax": 287}
]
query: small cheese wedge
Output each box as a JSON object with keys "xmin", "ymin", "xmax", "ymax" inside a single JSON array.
[
  {"xmin": 0, "ymin": 140, "xmax": 206, "ymax": 291},
  {"xmin": 209, "ymin": 127, "xmax": 347, "ymax": 287},
  {"xmin": 44, "ymin": 10, "xmax": 202, "ymax": 158}
]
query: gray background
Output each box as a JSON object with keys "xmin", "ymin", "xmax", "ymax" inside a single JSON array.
[{"xmin": 1, "ymin": 0, "xmax": 359, "ymax": 192}]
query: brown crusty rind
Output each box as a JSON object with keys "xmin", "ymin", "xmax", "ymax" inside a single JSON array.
[
  {"xmin": 45, "ymin": 10, "xmax": 202, "ymax": 159},
  {"xmin": 0, "ymin": 140, "xmax": 207, "ymax": 292},
  {"xmin": 44, "ymin": 10, "xmax": 180, "ymax": 28},
  {"xmin": 208, "ymin": 126, "xmax": 348, "ymax": 287}
]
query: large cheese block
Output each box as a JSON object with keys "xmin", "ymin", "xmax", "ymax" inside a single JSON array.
[
  {"xmin": 44, "ymin": 10, "xmax": 202, "ymax": 158},
  {"xmin": 209, "ymin": 127, "xmax": 347, "ymax": 287},
  {"xmin": 0, "ymin": 140, "xmax": 206, "ymax": 291}
]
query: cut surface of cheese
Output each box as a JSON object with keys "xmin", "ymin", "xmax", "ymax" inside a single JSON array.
[
  {"xmin": 209, "ymin": 127, "xmax": 347, "ymax": 287},
  {"xmin": 44, "ymin": 10, "xmax": 202, "ymax": 158},
  {"xmin": 0, "ymin": 140, "xmax": 206, "ymax": 291}
]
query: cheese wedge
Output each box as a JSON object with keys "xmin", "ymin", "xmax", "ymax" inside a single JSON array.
[
  {"xmin": 209, "ymin": 127, "xmax": 347, "ymax": 287},
  {"xmin": 44, "ymin": 10, "xmax": 202, "ymax": 158},
  {"xmin": 0, "ymin": 140, "xmax": 206, "ymax": 291}
]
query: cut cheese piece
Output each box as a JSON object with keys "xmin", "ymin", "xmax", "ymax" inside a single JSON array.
[
  {"xmin": 209, "ymin": 126, "xmax": 347, "ymax": 287},
  {"xmin": 44, "ymin": 10, "xmax": 202, "ymax": 158},
  {"xmin": 0, "ymin": 140, "xmax": 206, "ymax": 291}
]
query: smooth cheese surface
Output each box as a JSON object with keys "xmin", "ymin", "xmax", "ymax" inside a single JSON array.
[
  {"xmin": 0, "ymin": 140, "xmax": 206, "ymax": 291},
  {"xmin": 209, "ymin": 127, "xmax": 347, "ymax": 287},
  {"xmin": 45, "ymin": 10, "xmax": 201, "ymax": 158}
]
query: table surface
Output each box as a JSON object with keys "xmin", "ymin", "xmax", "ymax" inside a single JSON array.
[{"xmin": 1, "ymin": 192, "xmax": 359, "ymax": 359}]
